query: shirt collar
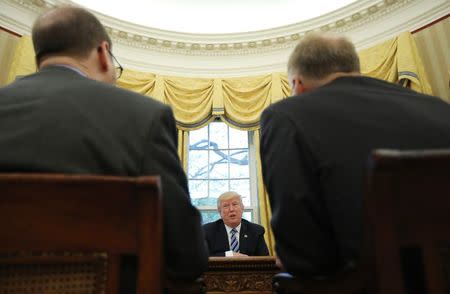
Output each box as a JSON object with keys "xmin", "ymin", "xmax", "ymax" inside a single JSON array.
[{"xmin": 224, "ymin": 223, "xmax": 241, "ymax": 234}]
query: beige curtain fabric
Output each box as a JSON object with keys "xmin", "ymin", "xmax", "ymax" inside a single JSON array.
[
  {"xmin": 0, "ymin": 30, "xmax": 20, "ymax": 86},
  {"xmin": 116, "ymin": 70, "xmax": 158, "ymax": 99},
  {"xmin": 221, "ymin": 75, "xmax": 273, "ymax": 130},
  {"xmin": 0, "ymin": 30, "xmax": 20, "ymax": 87},
  {"xmin": 397, "ymin": 32, "xmax": 433, "ymax": 94},
  {"xmin": 359, "ymin": 36, "xmax": 398, "ymax": 82},
  {"xmin": 177, "ymin": 130, "xmax": 189, "ymax": 172},
  {"xmin": 118, "ymin": 70, "xmax": 290, "ymax": 131},
  {"xmin": 6, "ymin": 32, "xmax": 433, "ymax": 128},
  {"xmin": 3, "ymin": 31, "xmax": 436, "ymax": 255},
  {"xmin": 6, "ymin": 35, "xmax": 36, "ymax": 84},
  {"xmin": 164, "ymin": 76, "xmax": 216, "ymax": 130},
  {"xmin": 254, "ymin": 131, "xmax": 275, "ymax": 255},
  {"xmin": 359, "ymin": 31, "xmax": 432, "ymax": 95},
  {"xmin": 413, "ymin": 18, "xmax": 450, "ymax": 101}
]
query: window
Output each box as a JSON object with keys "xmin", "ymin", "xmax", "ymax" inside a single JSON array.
[{"xmin": 188, "ymin": 121, "xmax": 258, "ymax": 224}]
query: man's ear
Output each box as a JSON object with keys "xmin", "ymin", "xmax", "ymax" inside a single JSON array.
[
  {"xmin": 290, "ymin": 75, "xmax": 304, "ymax": 96},
  {"xmin": 97, "ymin": 41, "xmax": 110, "ymax": 72}
]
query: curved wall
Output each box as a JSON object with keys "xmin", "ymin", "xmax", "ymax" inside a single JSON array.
[{"xmin": 0, "ymin": 0, "xmax": 449, "ymax": 77}]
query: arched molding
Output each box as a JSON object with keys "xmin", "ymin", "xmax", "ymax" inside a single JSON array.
[{"xmin": 0, "ymin": 0, "xmax": 448, "ymax": 76}]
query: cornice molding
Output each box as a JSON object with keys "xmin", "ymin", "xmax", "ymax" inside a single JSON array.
[
  {"xmin": 3, "ymin": 0, "xmax": 444, "ymax": 55},
  {"xmin": 81, "ymin": 0, "xmax": 416, "ymax": 56},
  {"xmin": 1, "ymin": 0, "xmax": 449, "ymax": 77}
]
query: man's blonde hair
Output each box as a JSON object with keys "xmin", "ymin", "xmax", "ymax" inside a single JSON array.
[
  {"xmin": 217, "ymin": 191, "xmax": 243, "ymax": 210},
  {"xmin": 287, "ymin": 33, "xmax": 360, "ymax": 81}
]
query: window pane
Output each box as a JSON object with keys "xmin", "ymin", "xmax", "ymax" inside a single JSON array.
[
  {"xmin": 229, "ymin": 149, "xmax": 249, "ymax": 178},
  {"xmin": 209, "ymin": 180, "xmax": 229, "ymax": 199},
  {"xmin": 209, "ymin": 149, "xmax": 229, "ymax": 179},
  {"xmin": 188, "ymin": 123, "xmax": 257, "ymax": 224},
  {"xmin": 243, "ymin": 211, "xmax": 253, "ymax": 222},
  {"xmin": 200, "ymin": 211, "xmax": 220, "ymax": 224},
  {"xmin": 189, "ymin": 180, "xmax": 208, "ymax": 202},
  {"xmin": 229, "ymin": 127, "xmax": 248, "ymax": 149},
  {"xmin": 188, "ymin": 150, "xmax": 208, "ymax": 179},
  {"xmin": 209, "ymin": 122, "xmax": 228, "ymax": 149},
  {"xmin": 230, "ymin": 179, "xmax": 250, "ymax": 206},
  {"xmin": 194, "ymin": 196, "xmax": 217, "ymax": 207},
  {"xmin": 189, "ymin": 127, "xmax": 208, "ymax": 150}
]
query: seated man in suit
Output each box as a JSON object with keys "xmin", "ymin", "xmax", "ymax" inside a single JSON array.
[{"xmin": 203, "ymin": 191, "xmax": 269, "ymax": 257}]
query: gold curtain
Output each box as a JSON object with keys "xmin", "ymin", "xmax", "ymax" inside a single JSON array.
[
  {"xmin": 116, "ymin": 70, "xmax": 159, "ymax": 99},
  {"xmin": 359, "ymin": 31, "xmax": 432, "ymax": 94},
  {"xmin": 118, "ymin": 69, "xmax": 291, "ymax": 131},
  {"xmin": 0, "ymin": 30, "xmax": 21, "ymax": 86},
  {"xmin": 413, "ymin": 17, "xmax": 450, "ymax": 101},
  {"xmin": 6, "ymin": 35, "xmax": 36, "ymax": 84},
  {"xmin": 221, "ymin": 75, "xmax": 272, "ymax": 130},
  {"xmin": 6, "ymin": 32, "xmax": 432, "ymax": 123},
  {"xmin": 164, "ymin": 76, "xmax": 216, "ymax": 130},
  {"xmin": 254, "ymin": 131, "xmax": 276, "ymax": 255},
  {"xmin": 177, "ymin": 130, "xmax": 189, "ymax": 172},
  {"xmin": 4, "ymin": 31, "xmax": 434, "ymax": 255}
]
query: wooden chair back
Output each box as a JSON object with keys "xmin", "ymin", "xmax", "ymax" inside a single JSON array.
[
  {"xmin": 366, "ymin": 149, "xmax": 450, "ymax": 294},
  {"xmin": 0, "ymin": 173, "xmax": 162, "ymax": 294},
  {"xmin": 273, "ymin": 149, "xmax": 450, "ymax": 294}
]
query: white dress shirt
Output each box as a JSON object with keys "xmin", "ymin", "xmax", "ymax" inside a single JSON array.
[{"xmin": 224, "ymin": 223, "xmax": 241, "ymax": 257}]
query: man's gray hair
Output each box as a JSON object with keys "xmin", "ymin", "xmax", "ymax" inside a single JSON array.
[
  {"xmin": 217, "ymin": 191, "xmax": 243, "ymax": 210},
  {"xmin": 287, "ymin": 33, "xmax": 360, "ymax": 80}
]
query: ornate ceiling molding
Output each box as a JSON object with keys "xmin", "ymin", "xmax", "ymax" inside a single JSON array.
[
  {"xmin": 1, "ymin": 0, "xmax": 445, "ymax": 55},
  {"xmin": 1, "ymin": 0, "xmax": 449, "ymax": 76},
  {"xmin": 79, "ymin": 0, "xmax": 424, "ymax": 55}
]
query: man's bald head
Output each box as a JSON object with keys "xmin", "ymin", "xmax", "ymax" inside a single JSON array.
[
  {"xmin": 287, "ymin": 33, "xmax": 360, "ymax": 82},
  {"xmin": 32, "ymin": 6, "xmax": 111, "ymax": 66}
]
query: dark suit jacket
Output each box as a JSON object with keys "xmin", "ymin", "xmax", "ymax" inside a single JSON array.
[
  {"xmin": 0, "ymin": 66, "xmax": 208, "ymax": 282},
  {"xmin": 260, "ymin": 76, "xmax": 450, "ymax": 277},
  {"xmin": 203, "ymin": 219, "xmax": 269, "ymax": 256}
]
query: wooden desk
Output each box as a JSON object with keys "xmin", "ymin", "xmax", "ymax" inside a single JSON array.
[{"xmin": 203, "ymin": 256, "xmax": 280, "ymax": 294}]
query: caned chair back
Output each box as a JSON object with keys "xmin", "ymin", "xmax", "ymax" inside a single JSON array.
[{"xmin": 0, "ymin": 173, "xmax": 162, "ymax": 294}]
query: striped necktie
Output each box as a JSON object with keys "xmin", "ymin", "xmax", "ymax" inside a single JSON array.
[{"xmin": 230, "ymin": 228, "xmax": 239, "ymax": 252}]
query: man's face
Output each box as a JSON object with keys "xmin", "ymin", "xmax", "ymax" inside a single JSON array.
[{"xmin": 219, "ymin": 196, "xmax": 243, "ymax": 228}]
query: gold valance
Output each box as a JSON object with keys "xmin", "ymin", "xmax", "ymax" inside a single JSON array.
[
  {"xmin": 5, "ymin": 32, "xmax": 432, "ymax": 130},
  {"xmin": 359, "ymin": 31, "xmax": 432, "ymax": 94},
  {"xmin": 119, "ymin": 70, "xmax": 291, "ymax": 131}
]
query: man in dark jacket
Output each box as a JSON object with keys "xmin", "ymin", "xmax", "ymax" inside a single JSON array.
[
  {"xmin": 203, "ymin": 191, "xmax": 269, "ymax": 257},
  {"xmin": 0, "ymin": 6, "xmax": 208, "ymax": 290},
  {"xmin": 260, "ymin": 33, "xmax": 450, "ymax": 284}
]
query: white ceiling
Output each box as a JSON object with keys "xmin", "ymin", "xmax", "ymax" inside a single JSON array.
[
  {"xmin": 71, "ymin": 0, "xmax": 357, "ymax": 34},
  {"xmin": 2, "ymin": 0, "xmax": 446, "ymax": 77}
]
